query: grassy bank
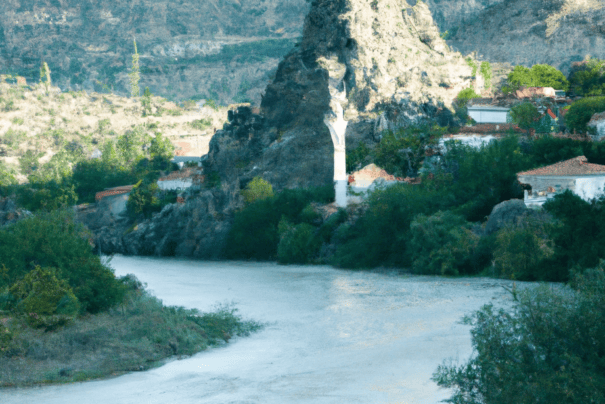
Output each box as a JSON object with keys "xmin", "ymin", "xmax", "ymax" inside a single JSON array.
[{"xmin": 0, "ymin": 277, "xmax": 262, "ymax": 387}]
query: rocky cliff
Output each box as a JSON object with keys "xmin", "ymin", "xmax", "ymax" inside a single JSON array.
[
  {"xmin": 430, "ymin": 0, "xmax": 605, "ymax": 75},
  {"xmin": 0, "ymin": 0, "xmax": 309, "ymax": 104}
]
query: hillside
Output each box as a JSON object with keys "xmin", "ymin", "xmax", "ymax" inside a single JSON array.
[
  {"xmin": 0, "ymin": 0, "xmax": 309, "ymax": 104},
  {"xmin": 0, "ymin": 78, "xmax": 229, "ymax": 181}
]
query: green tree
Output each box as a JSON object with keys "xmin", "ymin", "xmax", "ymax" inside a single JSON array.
[
  {"xmin": 129, "ymin": 39, "xmax": 140, "ymax": 98},
  {"xmin": 564, "ymin": 96, "xmax": 605, "ymax": 133},
  {"xmin": 127, "ymin": 181, "xmax": 161, "ymax": 218},
  {"xmin": 507, "ymin": 64, "xmax": 569, "ymax": 91},
  {"xmin": 569, "ymin": 57, "xmax": 605, "ymax": 96},
  {"xmin": 508, "ymin": 102, "xmax": 541, "ymax": 129},
  {"xmin": 408, "ymin": 211, "xmax": 480, "ymax": 276},
  {"xmin": 0, "ymin": 210, "xmax": 125, "ymax": 313},
  {"xmin": 433, "ymin": 266, "xmax": 605, "ymax": 403},
  {"xmin": 373, "ymin": 124, "xmax": 443, "ymax": 177},
  {"xmin": 240, "ymin": 177, "xmax": 274, "ymax": 204}
]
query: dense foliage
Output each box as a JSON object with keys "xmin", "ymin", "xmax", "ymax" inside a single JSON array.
[
  {"xmin": 564, "ymin": 96, "xmax": 605, "ymax": 134},
  {"xmin": 433, "ymin": 266, "xmax": 605, "ymax": 403},
  {"xmin": 0, "ymin": 210, "xmax": 125, "ymax": 314},
  {"xmin": 225, "ymin": 186, "xmax": 334, "ymax": 260},
  {"xmin": 569, "ymin": 57, "xmax": 605, "ymax": 96},
  {"xmin": 240, "ymin": 176, "xmax": 274, "ymax": 204},
  {"xmin": 508, "ymin": 102, "xmax": 541, "ymax": 130},
  {"xmin": 505, "ymin": 64, "xmax": 569, "ymax": 92}
]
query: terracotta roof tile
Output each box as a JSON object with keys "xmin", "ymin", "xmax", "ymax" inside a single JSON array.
[
  {"xmin": 95, "ymin": 185, "xmax": 134, "ymax": 201},
  {"xmin": 546, "ymin": 108, "xmax": 556, "ymax": 119},
  {"xmin": 517, "ymin": 156, "xmax": 605, "ymax": 176}
]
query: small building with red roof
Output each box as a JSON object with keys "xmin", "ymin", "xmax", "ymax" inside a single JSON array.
[
  {"xmin": 517, "ymin": 156, "xmax": 605, "ymax": 207},
  {"xmin": 95, "ymin": 185, "xmax": 134, "ymax": 216}
]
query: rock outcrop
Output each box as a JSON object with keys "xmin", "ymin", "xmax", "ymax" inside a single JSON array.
[{"xmin": 0, "ymin": 197, "xmax": 30, "ymax": 227}]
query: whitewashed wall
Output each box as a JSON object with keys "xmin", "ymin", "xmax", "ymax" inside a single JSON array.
[
  {"xmin": 575, "ymin": 177, "xmax": 605, "ymax": 200},
  {"xmin": 468, "ymin": 108, "xmax": 509, "ymax": 123},
  {"xmin": 157, "ymin": 179, "xmax": 193, "ymax": 191}
]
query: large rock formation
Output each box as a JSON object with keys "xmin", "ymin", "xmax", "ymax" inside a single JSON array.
[{"xmin": 206, "ymin": 0, "xmax": 475, "ymax": 190}]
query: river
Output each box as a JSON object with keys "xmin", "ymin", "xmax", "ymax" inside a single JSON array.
[{"xmin": 2, "ymin": 255, "xmax": 523, "ymax": 404}]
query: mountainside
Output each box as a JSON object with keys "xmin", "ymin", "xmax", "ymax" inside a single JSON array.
[
  {"xmin": 427, "ymin": 0, "xmax": 605, "ymax": 74},
  {"xmin": 0, "ymin": 0, "xmax": 309, "ymax": 104}
]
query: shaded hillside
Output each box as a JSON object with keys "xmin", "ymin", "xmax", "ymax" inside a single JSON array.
[
  {"xmin": 0, "ymin": 0, "xmax": 309, "ymax": 104},
  {"xmin": 435, "ymin": 0, "xmax": 605, "ymax": 74}
]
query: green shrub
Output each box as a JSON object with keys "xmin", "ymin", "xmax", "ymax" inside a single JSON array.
[
  {"xmin": 508, "ymin": 102, "xmax": 541, "ymax": 129},
  {"xmin": 347, "ymin": 142, "xmax": 371, "ymax": 172},
  {"xmin": 8, "ymin": 266, "xmax": 80, "ymax": 330},
  {"xmin": 492, "ymin": 215, "xmax": 556, "ymax": 281},
  {"xmin": 240, "ymin": 177, "xmax": 274, "ymax": 204},
  {"xmin": 127, "ymin": 181, "xmax": 162, "ymax": 219},
  {"xmin": 277, "ymin": 220, "xmax": 320, "ymax": 264},
  {"xmin": 433, "ymin": 266, "xmax": 605, "ymax": 403},
  {"xmin": 564, "ymin": 96, "xmax": 605, "ymax": 133},
  {"xmin": 188, "ymin": 118, "xmax": 212, "ymax": 130},
  {"xmin": 0, "ymin": 210, "xmax": 125, "ymax": 313},
  {"xmin": 408, "ymin": 211, "xmax": 480, "ymax": 276},
  {"xmin": 454, "ymin": 88, "xmax": 480, "ymax": 122}
]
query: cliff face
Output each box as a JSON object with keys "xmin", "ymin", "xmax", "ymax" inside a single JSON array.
[
  {"xmin": 0, "ymin": 0, "xmax": 309, "ymax": 104},
  {"xmin": 428, "ymin": 0, "xmax": 605, "ymax": 75}
]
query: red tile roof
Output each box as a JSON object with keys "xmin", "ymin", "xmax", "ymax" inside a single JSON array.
[
  {"xmin": 95, "ymin": 185, "xmax": 134, "ymax": 201},
  {"xmin": 546, "ymin": 108, "xmax": 556, "ymax": 119},
  {"xmin": 517, "ymin": 156, "xmax": 605, "ymax": 176}
]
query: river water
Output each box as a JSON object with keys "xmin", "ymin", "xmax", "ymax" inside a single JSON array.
[{"xmin": 2, "ymin": 256, "xmax": 525, "ymax": 404}]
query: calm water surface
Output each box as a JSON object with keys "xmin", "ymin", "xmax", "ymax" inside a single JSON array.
[{"xmin": 2, "ymin": 256, "xmax": 523, "ymax": 404}]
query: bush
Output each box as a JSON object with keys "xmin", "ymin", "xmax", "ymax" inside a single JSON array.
[
  {"xmin": 508, "ymin": 102, "xmax": 541, "ymax": 130},
  {"xmin": 569, "ymin": 57, "xmax": 605, "ymax": 96},
  {"xmin": 542, "ymin": 191, "xmax": 605, "ymax": 281},
  {"xmin": 240, "ymin": 177, "xmax": 274, "ymax": 204},
  {"xmin": 506, "ymin": 64, "xmax": 569, "ymax": 91},
  {"xmin": 373, "ymin": 125, "xmax": 444, "ymax": 177},
  {"xmin": 492, "ymin": 214, "xmax": 556, "ymax": 281},
  {"xmin": 7, "ymin": 266, "xmax": 80, "ymax": 330},
  {"xmin": 433, "ymin": 266, "xmax": 605, "ymax": 403},
  {"xmin": 277, "ymin": 220, "xmax": 320, "ymax": 264},
  {"xmin": 225, "ymin": 186, "xmax": 333, "ymax": 260},
  {"xmin": 0, "ymin": 210, "xmax": 125, "ymax": 313},
  {"xmin": 407, "ymin": 211, "xmax": 480, "ymax": 276},
  {"xmin": 564, "ymin": 96, "xmax": 605, "ymax": 134}
]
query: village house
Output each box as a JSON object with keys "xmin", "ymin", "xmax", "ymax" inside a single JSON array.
[
  {"xmin": 156, "ymin": 167, "xmax": 204, "ymax": 191},
  {"xmin": 95, "ymin": 185, "xmax": 134, "ymax": 215},
  {"xmin": 467, "ymin": 105, "xmax": 510, "ymax": 124},
  {"xmin": 588, "ymin": 112, "xmax": 605, "ymax": 140},
  {"xmin": 517, "ymin": 156, "xmax": 605, "ymax": 207}
]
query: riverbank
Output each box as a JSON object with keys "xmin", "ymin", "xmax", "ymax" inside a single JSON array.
[{"xmin": 0, "ymin": 275, "xmax": 261, "ymax": 387}]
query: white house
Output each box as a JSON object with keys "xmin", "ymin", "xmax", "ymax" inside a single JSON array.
[
  {"xmin": 467, "ymin": 105, "xmax": 509, "ymax": 124},
  {"xmin": 588, "ymin": 112, "xmax": 605, "ymax": 140},
  {"xmin": 157, "ymin": 168, "xmax": 201, "ymax": 191},
  {"xmin": 439, "ymin": 134, "xmax": 497, "ymax": 151},
  {"xmin": 95, "ymin": 185, "xmax": 134, "ymax": 216},
  {"xmin": 517, "ymin": 156, "xmax": 605, "ymax": 207}
]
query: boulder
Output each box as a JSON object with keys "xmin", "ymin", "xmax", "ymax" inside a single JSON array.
[{"xmin": 485, "ymin": 199, "xmax": 527, "ymax": 235}]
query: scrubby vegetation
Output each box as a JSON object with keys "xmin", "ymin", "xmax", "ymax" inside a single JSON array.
[
  {"xmin": 569, "ymin": 57, "xmax": 605, "ymax": 96},
  {"xmin": 0, "ymin": 281, "xmax": 261, "ymax": 387},
  {"xmin": 564, "ymin": 96, "xmax": 605, "ymax": 134},
  {"xmin": 433, "ymin": 265, "xmax": 605, "ymax": 403}
]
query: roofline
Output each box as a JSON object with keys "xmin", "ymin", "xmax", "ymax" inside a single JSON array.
[{"xmin": 518, "ymin": 174, "xmax": 605, "ymax": 179}]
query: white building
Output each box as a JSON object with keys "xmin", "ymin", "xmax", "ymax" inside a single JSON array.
[
  {"xmin": 517, "ymin": 156, "xmax": 605, "ymax": 207},
  {"xmin": 439, "ymin": 134, "xmax": 497, "ymax": 151},
  {"xmin": 157, "ymin": 168, "xmax": 201, "ymax": 191},
  {"xmin": 467, "ymin": 105, "xmax": 510, "ymax": 124}
]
